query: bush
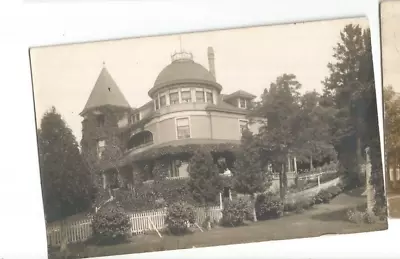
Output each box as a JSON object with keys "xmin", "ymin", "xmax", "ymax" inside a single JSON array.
[
  {"xmin": 346, "ymin": 208, "xmax": 381, "ymax": 224},
  {"xmin": 284, "ymin": 196, "xmax": 315, "ymax": 213},
  {"xmin": 314, "ymin": 189, "xmax": 333, "ymax": 204},
  {"xmin": 165, "ymin": 202, "xmax": 196, "ymax": 235},
  {"xmin": 91, "ymin": 202, "xmax": 131, "ymax": 245},
  {"xmin": 255, "ymin": 193, "xmax": 283, "ymax": 220},
  {"xmin": 326, "ymin": 185, "xmax": 342, "ymax": 198},
  {"xmin": 221, "ymin": 198, "xmax": 248, "ymax": 227}
]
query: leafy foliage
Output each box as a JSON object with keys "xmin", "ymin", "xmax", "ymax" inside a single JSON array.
[
  {"xmin": 37, "ymin": 107, "xmax": 95, "ymax": 223},
  {"xmin": 233, "ymin": 130, "xmax": 272, "ymax": 194},
  {"xmin": 91, "ymin": 202, "xmax": 131, "ymax": 245},
  {"xmin": 187, "ymin": 150, "xmax": 223, "ymax": 207},
  {"xmin": 165, "ymin": 202, "xmax": 196, "ymax": 235},
  {"xmin": 221, "ymin": 199, "xmax": 248, "ymax": 227},
  {"xmin": 255, "ymin": 192, "xmax": 284, "ymax": 220}
]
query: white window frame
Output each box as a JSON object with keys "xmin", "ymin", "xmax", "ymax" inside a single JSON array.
[
  {"xmin": 97, "ymin": 139, "xmax": 106, "ymax": 159},
  {"xmin": 175, "ymin": 116, "xmax": 191, "ymax": 140},
  {"xmin": 159, "ymin": 92, "xmax": 167, "ymax": 108},
  {"xmin": 180, "ymin": 88, "xmax": 192, "ymax": 103},
  {"xmin": 205, "ymin": 89, "xmax": 213, "ymax": 104},
  {"xmin": 195, "ymin": 87, "xmax": 205, "ymax": 103},
  {"xmin": 169, "ymin": 89, "xmax": 180, "ymax": 105},
  {"xmin": 238, "ymin": 119, "xmax": 249, "ymax": 134},
  {"xmin": 238, "ymin": 98, "xmax": 247, "ymax": 109}
]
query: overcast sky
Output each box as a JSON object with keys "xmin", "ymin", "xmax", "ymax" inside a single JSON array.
[
  {"xmin": 382, "ymin": 1, "xmax": 400, "ymax": 91},
  {"xmin": 30, "ymin": 17, "xmax": 367, "ymax": 143}
]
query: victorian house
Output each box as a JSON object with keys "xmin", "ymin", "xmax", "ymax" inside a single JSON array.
[{"xmin": 80, "ymin": 47, "xmax": 265, "ymax": 192}]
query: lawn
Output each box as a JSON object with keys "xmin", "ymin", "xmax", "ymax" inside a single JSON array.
[{"xmin": 54, "ymin": 188, "xmax": 387, "ymax": 259}]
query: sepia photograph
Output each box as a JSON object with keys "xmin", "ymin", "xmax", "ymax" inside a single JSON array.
[
  {"xmin": 30, "ymin": 17, "xmax": 387, "ymax": 259},
  {"xmin": 381, "ymin": 0, "xmax": 400, "ymax": 218}
]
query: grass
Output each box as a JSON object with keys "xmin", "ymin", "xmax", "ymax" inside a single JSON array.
[{"xmin": 51, "ymin": 187, "xmax": 387, "ymax": 259}]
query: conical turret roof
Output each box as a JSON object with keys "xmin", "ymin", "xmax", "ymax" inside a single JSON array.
[{"xmin": 80, "ymin": 66, "xmax": 130, "ymax": 115}]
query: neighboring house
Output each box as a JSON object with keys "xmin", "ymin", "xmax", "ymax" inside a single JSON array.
[{"xmin": 80, "ymin": 47, "xmax": 267, "ymax": 190}]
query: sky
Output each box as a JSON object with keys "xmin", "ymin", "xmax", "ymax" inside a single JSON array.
[
  {"xmin": 381, "ymin": 1, "xmax": 400, "ymax": 91},
  {"xmin": 30, "ymin": 17, "xmax": 367, "ymax": 143}
]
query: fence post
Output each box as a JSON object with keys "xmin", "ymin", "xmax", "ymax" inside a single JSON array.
[
  {"xmin": 317, "ymin": 175, "xmax": 321, "ymax": 189},
  {"xmin": 219, "ymin": 192, "xmax": 223, "ymax": 209}
]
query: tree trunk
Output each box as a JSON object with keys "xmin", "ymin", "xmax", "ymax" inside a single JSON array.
[
  {"xmin": 280, "ymin": 163, "xmax": 287, "ymax": 199},
  {"xmin": 60, "ymin": 219, "xmax": 68, "ymax": 258},
  {"xmin": 251, "ymin": 194, "xmax": 257, "ymax": 222},
  {"xmin": 394, "ymin": 155, "xmax": 398, "ymax": 189},
  {"xmin": 356, "ymin": 136, "xmax": 363, "ymax": 184},
  {"xmin": 310, "ymin": 155, "xmax": 313, "ymax": 171}
]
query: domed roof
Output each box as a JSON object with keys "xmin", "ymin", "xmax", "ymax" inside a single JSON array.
[{"xmin": 148, "ymin": 52, "xmax": 222, "ymax": 97}]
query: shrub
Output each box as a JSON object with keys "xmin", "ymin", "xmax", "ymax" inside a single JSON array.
[
  {"xmin": 91, "ymin": 202, "xmax": 131, "ymax": 245},
  {"xmin": 346, "ymin": 208, "xmax": 365, "ymax": 224},
  {"xmin": 284, "ymin": 196, "xmax": 314, "ymax": 213},
  {"xmin": 326, "ymin": 185, "xmax": 342, "ymax": 198},
  {"xmin": 314, "ymin": 189, "xmax": 332, "ymax": 204},
  {"xmin": 221, "ymin": 198, "xmax": 248, "ymax": 227},
  {"xmin": 165, "ymin": 202, "xmax": 196, "ymax": 235},
  {"xmin": 255, "ymin": 193, "xmax": 283, "ymax": 220},
  {"xmin": 364, "ymin": 211, "xmax": 380, "ymax": 224},
  {"xmin": 346, "ymin": 208, "xmax": 382, "ymax": 224}
]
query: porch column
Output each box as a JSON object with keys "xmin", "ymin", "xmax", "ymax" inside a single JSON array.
[
  {"xmin": 287, "ymin": 155, "xmax": 291, "ymax": 172},
  {"xmin": 219, "ymin": 192, "xmax": 223, "ymax": 209},
  {"xmin": 102, "ymin": 172, "xmax": 107, "ymax": 189},
  {"xmin": 294, "ymin": 157, "xmax": 297, "ymax": 174}
]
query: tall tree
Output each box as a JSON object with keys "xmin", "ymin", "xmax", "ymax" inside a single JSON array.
[
  {"xmin": 384, "ymin": 86, "xmax": 400, "ymax": 190},
  {"xmin": 295, "ymin": 91, "xmax": 337, "ymax": 169},
  {"xmin": 187, "ymin": 149, "xmax": 222, "ymax": 229},
  {"xmin": 232, "ymin": 129, "xmax": 272, "ymax": 221},
  {"xmin": 37, "ymin": 107, "xmax": 95, "ymax": 252},
  {"xmin": 323, "ymin": 24, "xmax": 385, "ymax": 211},
  {"xmin": 322, "ymin": 24, "xmax": 371, "ymax": 185},
  {"xmin": 251, "ymin": 73, "xmax": 301, "ymax": 199}
]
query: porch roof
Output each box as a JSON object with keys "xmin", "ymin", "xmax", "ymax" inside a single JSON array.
[{"xmin": 119, "ymin": 138, "xmax": 241, "ymax": 167}]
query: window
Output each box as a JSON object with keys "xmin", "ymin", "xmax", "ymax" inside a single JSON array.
[
  {"xmin": 160, "ymin": 95, "xmax": 167, "ymax": 107},
  {"xmin": 181, "ymin": 90, "xmax": 192, "ymax": 103},
  {"xmin": 206, "ymin": 91, "xmax": 213, "ymax": 104},
  {"xmin": 169, "ymin": 91, "xmax": 179, "ymax": 104},
  {"xmin": 196, "ymin": 89, "xmax": 205, "ymax": 102},
  {"xmin": 176, "ymin": 117, "xmax": 190, "ymax": 139},
  {"xmin": 239, "ymin": 98, "xmax": 246, "ymax": 109},
  {"xmin": 239, "ymin": 120, "xmax": 248, "ymax": 134},
  {"xmin": 97, "ymin": 139, "xmax": 106, "ymax": 159},
  {"xmin": 132, "ymin": 113, "xmax": 140, "ymax": 123},
  {"xmin": 96, "ymin": 114, "xmax": 105, "ymax": 127},
  {"xmin": 155, "ymin": 99, "xmax": 159, "ymax": 110}
]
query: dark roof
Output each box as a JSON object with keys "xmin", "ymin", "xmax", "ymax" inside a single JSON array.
[
  {"xmin": 80, "ymin": 67, "xmax": 130, "ymax": 115},
  {"xmin": 223, "ymin": 90, "xmax": 256, "ymax": 100},
  {"xmin": 148, "ymin": 58, "xmax": 222, "ymax": 97}
]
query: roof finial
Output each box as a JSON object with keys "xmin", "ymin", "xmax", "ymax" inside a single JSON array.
[{"xmin": 102, "ymin": 61, "xmax": 106, "ymax": 67}]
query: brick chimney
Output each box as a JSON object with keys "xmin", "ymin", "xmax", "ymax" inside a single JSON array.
[{"xmin": 207, "ymin": 46, "xmax": 216, "ymax": 79}]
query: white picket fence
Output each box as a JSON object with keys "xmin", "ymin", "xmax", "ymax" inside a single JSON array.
[{"xmin": 46, "ymin": 206, "xmax": 222, "ymax": 247}]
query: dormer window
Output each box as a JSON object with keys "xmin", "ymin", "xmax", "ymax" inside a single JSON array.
[
  {"xmin": 132, "ymin": 113, "xmax": 140, "ymax": 123},
  {"xmin": 96, "ymin": 114, "xmax": 105, "ymax": 127},
  {"xmin": 238, "ymin": 98, "xmax": 247, "ymax": 109}
]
